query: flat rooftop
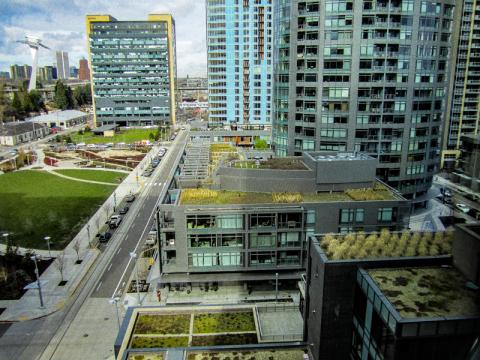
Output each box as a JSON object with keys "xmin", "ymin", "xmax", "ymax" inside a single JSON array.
[
  {"xmin": 179, "ymin": 183, "xmax": 396, "ymax": 205},
  {"xmin": 232, "ymin": 158, "xmax": 308, "ymax": 170},
  {"xmin": 369, "ymin": 267, "xmax": 480, "ymax": 319}
]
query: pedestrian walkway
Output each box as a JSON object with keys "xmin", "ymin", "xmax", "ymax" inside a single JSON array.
[{"xmin": 46, "ymin": 168, "xmax": 118, "ymax": 186}]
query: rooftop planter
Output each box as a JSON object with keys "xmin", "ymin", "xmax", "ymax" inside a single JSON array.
[
  {"xmin": 233, "ymin": 158, "xmax": 308, "ymax": 170},
  {"xmin": 186, "ymin": 349, "xmax": 307, "ymax": 360},
  {"xmin": 318, "ymin": 230, "xmax": 453, "ymax": 261}
]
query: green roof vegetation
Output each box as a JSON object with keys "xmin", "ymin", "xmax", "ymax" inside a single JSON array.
[
  {"xmin": 187, "ymin": 349, "xmax": 307, "ymax": 360},
  {"xmin": 369, "ymin": 267, "xmax": 480, "ymax": 318},
  {"xmin": 130, "ymin": 336, "xmax": 189, "ymax": 349},
  {"xmin": 193, "ymin": 311, "xmax": 256, "ymax": 334},
  {"xmin": 319, "ymin": 230, "xmax": 453, "ymax": 260},
  {"xmin": 233, "ymin": 158, "xmax": 308, "ymax": 170},
  {"xmin": 134, "ymin": 314, "xmax": 190, "ymax": 334},
  {"xmin": 127, "ymin": 353, "xmax": 164, "ymax": 360},
  {"xmin": 179, "ymin": 185, "xmax": 395, "ymax": 205}
]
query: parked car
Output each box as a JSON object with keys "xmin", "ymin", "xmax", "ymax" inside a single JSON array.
[
  {"xmin": 119, "ymin": 206, "xmax": 130, "ymax": 215},
  {"xmin": 77, "ymin": 142, "xmax": 86, "ymax": 147},
  {"xmin": 443, "ymin": 189, "xmax": 453, "ymax": 197},
  {"xmin": 106, "ymin": 142, "xmax": 114, "ymax": 147},
  {"xmin": 146, "ymin": 230, "xmax": 157, "ymax": 245},
  {"xmin": 97, "ymin": 231, "xmax": 112, "ymax": 243},
  {"xmin": 125, "ymin": 194, "xmax": 136, "ymax": 202},
  {"xmin": 143, "ymin": 171, "xmax": 152, "ymax": 177},
  {"xmin": 181, "ymin": 126, "xmax": 186, "ymax": 130},
  {"xmin": 455, "ymin": 203, "xmax": 471, "ymax": 213},
  {"xmin": 86, "ymin": 144, "xmax": 96, "ymax": 149},
  {"xmin": 109, "ymin": 215, "xmax": 122, "ymax": 229}
]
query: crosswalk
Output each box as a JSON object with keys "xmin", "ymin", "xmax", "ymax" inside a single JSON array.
[{"xmin": 144, "ymin": 182, "xmax": 165, "ymax": 187}]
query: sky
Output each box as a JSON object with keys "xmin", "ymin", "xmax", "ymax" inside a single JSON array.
[{"xmin": 0, "ymin": 0, "xmax": 207, "ymax": 77}]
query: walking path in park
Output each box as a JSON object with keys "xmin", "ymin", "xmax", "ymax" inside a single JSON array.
[{"xmin": 45, "ymin": 168, "xmax": 118, "ymax": 186}]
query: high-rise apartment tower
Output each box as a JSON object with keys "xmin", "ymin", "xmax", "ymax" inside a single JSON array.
[
  {"xmin": 206, "ymin": 0, "xmax": 273, "ymax": 127},
  {"xmin": 442, "ymin": 0, "xmax": 480, "ymax": 169},
  {"xmin": 86, "ymin": 14, "xmax": 177, "ymax": 127},
  {"xmin": 272, "ymin": 0, "xmax": 456, "ymax": 199}
]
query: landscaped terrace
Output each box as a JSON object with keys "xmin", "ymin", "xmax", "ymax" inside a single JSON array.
[
  {"xmin": 318, "ymin": 230, "xmax": 453, "ymax": 260},
  {"xmin": 179, "ymin": 183, "xmax": 396, "ymax": 205},
  {"xmin": 128, "ymin": 308, "xmax": 259, "ymax": 350},
  {"xmin": 369, "ymin": 267, "xmax": 480, "ymax": 319}
]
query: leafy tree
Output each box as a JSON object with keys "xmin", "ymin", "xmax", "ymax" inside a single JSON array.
[
  {"xmin": 12, "ymin": 92, "xmax": 23, "ymax": 115},
  {"xmin": 54, "ymin": 80, "xmax": 69, "ymax": 110},
  {"xmin": 28, "ymin": 90, "xmax": 44, "ymax": 112},
  {"xmin": 254, "ymin": 138, "xmax": 268, "ymax": 150},
  {"xmin": 0, "ymin": 84, "xmax": 16, "ymax": 122},
  {"xmin": 66, "ymin": 86, "xmax": 74, "ymax": 109}
]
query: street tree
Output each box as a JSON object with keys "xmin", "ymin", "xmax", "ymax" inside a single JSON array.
[{"xmin": 54, "ymin": 252, "xmax": 66, "ymax": 283}]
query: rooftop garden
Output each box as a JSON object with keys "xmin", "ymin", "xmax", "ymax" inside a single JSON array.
[
  {"xmin": 319, "ymin": 230, "xmax": 453, "ymax": 260},
  {"xmin": 369, "ymin": 267, "xmax": 480, "ymax": 318},
  {"xmin": 193, "ymin": 311, "xmax": 256, "ymax": 333},
  {"xmin": 127, "ymin": 308, "xmax": 259, "ymax": 352},
  {"xmin": 127, "ymin": 353, "xmax": 164, "ymax": 360},
  {"xmin": 187, "ymin": 349, "xmax": 307, "ymax": 360},
  {"xmin": 179, "ymin": 184, "xmax": 395, "ymax": 205},
  {"xmin": 233, "ymin": 158, "xmax": 308, "ymax": 170},
  {"xmin": 209, "ymin": 143, "xmax": 239, "ymax": 175},
  {"xmin": 133, "ymin": 314, "xmax": 190, "ymax": 334}
]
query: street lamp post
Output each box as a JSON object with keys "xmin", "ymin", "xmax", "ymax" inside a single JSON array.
[
  {"xmin": 113, "ymin": 192, "xmax": 117, "ymax": 212},
  {"xmin": 129, "ymin": 252, "xmax": 141, "ymax": 305},
  {"xmin": 44, "ymin": 236, "xmax": 51, "ymax": 258},
  {"xmin": 31, "ymin": 255, "xmax": 44, "ymax": 308},
  {"xmin": 109, "ymin": 297, "xmax": 121, "ymax": 330},
  {"xmin": 275, "ymin": 273, "xmax": 279, "ymax": 304}
]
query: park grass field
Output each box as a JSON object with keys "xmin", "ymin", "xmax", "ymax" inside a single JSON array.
[
  {"xmin": 0, "ymin": 170, "xmax": 114, "ymax": 250},
  {"xmin": 70, "ymin": 129, "xmax": 158, "ymax": 145},
  {"xmin": 54, "ymin": 169, "xmax": 127, "ymax": 184}
]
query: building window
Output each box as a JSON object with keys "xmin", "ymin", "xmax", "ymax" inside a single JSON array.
[
  {"xmin": 278, "ymin": 232, "xmax": 301, "ymax": 247},
  {"xmin": 250, "ymin": 213, "xmax": 276, "ymax": 228},
  {"xmin": 340, "ymin": 208, "xmax": 364, "ymax": 224},
  {"xmin": 250, "ymin": 252, "xmax": 276, "ymax": 266},
  {"xmin": 377, "ymin": 208, "xmax": 394, "ymax": 222},
  {"xmin": 217, "ymin": 214, "xmax": 244, "ymax": 229},
  {"xmin": 250, "ymin": 233, "xmax": 276, "ymax": 248}
]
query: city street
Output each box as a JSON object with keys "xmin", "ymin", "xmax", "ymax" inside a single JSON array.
[{"xmin": 0, "ymin": 130, "xmax": 188, "ymax": 360}]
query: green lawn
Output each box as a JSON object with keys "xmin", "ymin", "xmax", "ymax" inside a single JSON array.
[
  {"xmin": 54, "ymin": 169, "xmax": 127, "ymax": 184},
  {"xmin": 70, "ymin": 129, "xmax": 159, "ymax": 144},
  {"xmin": 0, "ymin": 171, "xmax": 114, "ymax": 250}
]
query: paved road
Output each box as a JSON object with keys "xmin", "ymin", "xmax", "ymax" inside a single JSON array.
[
  {"xmin": 0, "ymin": 130, "xmax": 188, "ymax": 360},
  {"xmin": 91, "ymin": 131, "xmax": 187, "ymax": 298}
]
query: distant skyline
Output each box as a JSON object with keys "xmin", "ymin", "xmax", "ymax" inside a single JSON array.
[{"xmin": 0, "ymin": 0, "xmax": 207, "ymax": 77}]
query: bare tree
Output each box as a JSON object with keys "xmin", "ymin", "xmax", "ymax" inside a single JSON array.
[
  {"xmin": 55, "ymin": 252, "xmax": 66, "ymax": 283},
  {"xmin": 73, "ymin": 239, "xmax": 81, "ymax": 263},
  {"xmin": 104, "ymin": 201, "xmax": 112, "ymax": 220}
]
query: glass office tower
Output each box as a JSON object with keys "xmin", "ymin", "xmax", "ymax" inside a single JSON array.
[
  {"xmin": 272, "ymin": 0, "xmax": 456, "ymax": 199},
  {"xmin": 207, "ymin": 0, "xmax": 273, "ymax": 127},
  {"xmin": 86, "ymin": 14, "xmax": 176, "ymax": 127}
]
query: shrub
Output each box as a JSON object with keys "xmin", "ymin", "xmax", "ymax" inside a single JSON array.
[
  {"xmin": 272, "ymin": 192, "xmax": 303, "ymax": 203},
  {"xmin": 345, "ymin": 187, "xmax": 388, "ymax": 201},
  {"xmin": 181, "ymin": 189, "xmax": 218, "ymax": 203}
]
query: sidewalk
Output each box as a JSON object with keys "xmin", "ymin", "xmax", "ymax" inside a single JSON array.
[{"xmin": 0, "ymin": 145, "xmax": 158, "ymax": 322}]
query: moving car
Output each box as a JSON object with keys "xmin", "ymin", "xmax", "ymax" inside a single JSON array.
[
  {"xmin": 455, "ymin": 203, "xmax": 470, "ymax": 213},
  {"xmin": 119, "ymin": 206, "xmax": 129, "ymax": 215}
]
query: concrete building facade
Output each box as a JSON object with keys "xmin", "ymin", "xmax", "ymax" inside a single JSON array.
[
  {"xmin": 86, "ymin": 14, "xmax": 177, "ymax": 127},
  {"xmin": 207, "ymin": 0, "xmax": 273, "ymax": 127},
  {"xmin": 0, "ymin": 122, "xmax": 50, "ymax": 146},
  {"xmin": 271, "ymin": 0, "xmax": 456, "ymax": 199}
]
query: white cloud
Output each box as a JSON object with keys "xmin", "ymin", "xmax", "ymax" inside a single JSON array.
[{"xmin": 0, "ymin": 0, "xmax": 207, "ymax": 77}]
